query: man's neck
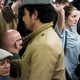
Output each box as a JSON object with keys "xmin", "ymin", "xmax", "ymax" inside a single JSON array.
[{"xmin": 32, "ymin": 21, "xmax": 45, "ymax": 31}]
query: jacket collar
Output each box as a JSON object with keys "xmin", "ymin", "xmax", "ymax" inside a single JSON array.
[{"xmin": 22, "ymin": 22, "xmax": 53, "ymax": 46}]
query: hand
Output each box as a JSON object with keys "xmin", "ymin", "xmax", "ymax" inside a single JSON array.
[
  {"xmin": 11, "ymin": 0, "xmax": 22, "ymax": 16},
  {"xmin": 52, "ymin": 4, "xmax": 65, "ymax": 13}
]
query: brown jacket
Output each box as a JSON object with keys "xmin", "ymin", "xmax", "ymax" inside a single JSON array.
[{"xmin": 16, "ymin": 22, "xmax": 66, "ymax": 80}]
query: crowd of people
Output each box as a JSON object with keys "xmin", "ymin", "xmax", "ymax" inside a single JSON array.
[{"xmin": 0, "ymin": 0, "xmax": 80, "ymax": 80}]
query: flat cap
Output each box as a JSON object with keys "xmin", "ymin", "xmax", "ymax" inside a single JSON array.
[
  {"xmin": 0, "ymin": 49, "xmax": 13, "ymax": 60},
  {"xmin": 20, "ymin": 0, "xmax": 53, "ymax": 8}
]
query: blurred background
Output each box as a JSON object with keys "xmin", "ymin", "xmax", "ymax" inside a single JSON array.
[{"xmin": 53, "ymin": 0, "xmax": 80, "ymax": 10}]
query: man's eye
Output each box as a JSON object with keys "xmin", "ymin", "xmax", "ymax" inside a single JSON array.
[{"xmin": 22, "ymin": 12, "xmax": 25, "ymax": 16}]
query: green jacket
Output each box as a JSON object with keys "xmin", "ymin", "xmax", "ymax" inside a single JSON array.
[{"xmin": 17, "ymin": 22, "xmax": 66, "ymax": 80}]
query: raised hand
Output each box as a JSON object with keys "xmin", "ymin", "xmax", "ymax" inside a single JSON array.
[{"xmin": 11, "ymin": 0, "xmax": 22, "ymax": 16}]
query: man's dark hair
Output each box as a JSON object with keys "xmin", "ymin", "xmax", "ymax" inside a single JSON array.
[{"xmin": 19, "ymin": 4, "xmax": 55, "ymax": 23}]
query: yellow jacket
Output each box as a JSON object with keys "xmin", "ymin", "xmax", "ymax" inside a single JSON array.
[{"xmin": 17, "ymin": 22, "xmax": 66, "ymax": 80}]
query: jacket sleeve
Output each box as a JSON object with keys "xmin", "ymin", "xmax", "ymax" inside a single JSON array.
[{"xmin": 30, "ymin": 44, "xmax": 65, "ymax": 80}]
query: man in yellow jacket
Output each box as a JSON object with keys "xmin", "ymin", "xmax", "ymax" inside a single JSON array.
[{"xmin": 12, "ymin": 0, "xmax": 66, "ymax": 80}]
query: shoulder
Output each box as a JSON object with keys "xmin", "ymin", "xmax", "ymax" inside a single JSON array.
[{"xmin": 31, "ymin": 27, "xmax": 63, "ymax": 54}]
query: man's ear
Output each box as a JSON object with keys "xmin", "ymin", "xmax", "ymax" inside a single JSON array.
[
  {"xmin": 32, "ymin": 10, "xmax": 38, "ymax": 19},
  {"xmin": 14, "ymin": 42, "xmax": 20, "ymax": 49}
]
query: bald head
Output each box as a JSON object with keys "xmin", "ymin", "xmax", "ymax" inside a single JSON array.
[
  {"xmin": 1, "ymin": 29, "xmax": 22, "ymax": 53},
  {"xmin": 3, "ymin": 29, "xmax": 22, "ymax": 44}
]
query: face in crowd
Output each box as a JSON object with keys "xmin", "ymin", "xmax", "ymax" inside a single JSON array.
[
  {"xmin": 0, "ymin": 58, "xmax": 10, "ymax": 77},
  {"xmin": 64, "ymin": 6, "xmax": 80, "ymax": 28}
]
